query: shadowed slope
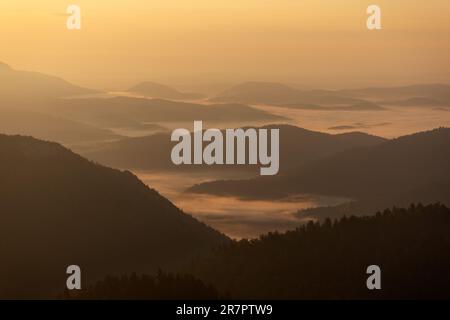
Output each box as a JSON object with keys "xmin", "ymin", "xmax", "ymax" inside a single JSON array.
[
  {"xmin": 0, "ymin": 134, "xmax": 228, "ymax": 298},
  {"xmin": 80, "ymin": 125, "xmax": 385, "ymax": 174},
  {"xmin": 188, "ymin": 128, "xmax": 450, "ymax": 202}
]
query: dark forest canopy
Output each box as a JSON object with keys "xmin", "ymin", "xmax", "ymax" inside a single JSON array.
[
  {"xmin": 188, "ymin": 203, "xmax": 450, "ymax": 299},
  {"xmin": 66, "ymin": 204, "xmax": 450, "ymax": 300},
  {"xmin": 64, "ymin": 271, "xmax": 222, "ymax": 300}
]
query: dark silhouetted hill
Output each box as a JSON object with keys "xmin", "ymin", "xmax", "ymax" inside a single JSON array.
[
  {"xmin": 64, "ymin": 271, "xmax": 221, "ymax": 300},
  {"xmin": 81, "ymin": 125, "xmax": 385, "ymax": 174},
  {"xmin": 188, "ymin": 128, "xmax": 450, "ymax": 203},
  {"xmin": 189, "ymin": 203, "xmax": 450, "ymax": 299},
  {"xmin": 0, "ymin": 134, "xmax": 228, "ymax": 298},
  {"xmin": 296, "ymin": 178, "xmax": 450, "ymax": 221}
]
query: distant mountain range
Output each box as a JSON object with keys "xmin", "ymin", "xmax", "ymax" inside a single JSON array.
[
  {"xmin": 80, "ymin": 125, "xmax": 385, "ymax": 173},
  {"xmin": 0, "ymin": 135, "xmax": 227, "ymax": 298},
  {"xmin": 2, "ymin": 61, "xmax": 448, "ymax": 109},
  {"xmin": 339, "ymin": 83, "xmax": 450, "ymax": 101},
  {"xmin": 0, "ymin": 62, "xmax": 95, "ymax": 99},
  {"xmin": 280, "ymin": 101, "xmax": 385, "ymax": 111},
  {"xmin": 48, "ymin": 97, "xmax": 284, "ymax": 129},
  {"xmin": 211, "ymin": 81, "xmax": 450, "ymax": 109},
  {"xmin": 0, "ymin": 62, "xmax": 285, "ymax": 145},
  {"xmin": 189, "ymin": 128, "xmax": 450, "ymax": 209},
  {"xmin": 211, "ymin": 81, "xmax": 366, "ymax": 107},
  {"xmin": 379, "ymin": 97, "xmax": 450, "ymax": 107},
  {"xmin": 0, "ymin": 108, "xmax": 120, "ymax": 145},
  {"xmin": 128, "ymin": 81, "xmax": 205, "ymax": 100}
]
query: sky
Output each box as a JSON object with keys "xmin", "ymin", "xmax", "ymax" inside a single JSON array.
[{"xmin": 1, "ymin": 0, "xmax": 449, "ymax": 90}]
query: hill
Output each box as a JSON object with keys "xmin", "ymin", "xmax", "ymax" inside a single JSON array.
[
  {"xmin": 379, "ymin": 97, "xmax": 450, "ymax": 107},
  {"xmin": 80, "ymin": 125, "xmax": 385, "ymax": 173},
  {"xmin": 189, "ymin": 203, "xmax": 450, "ymax": 299},
  {"xmin": 188, "ymin": 128, "xmax": 450, "ymax": 203},
  {"xmin": 340, "ymin": 84, "xmax": 450, "ymax": 102},
  {"xmin": 49, "ymin": 97, "xmax": 284, "ymax": 129},
  {"xmin": 281, "ymin": 101, "xmax": 384, "ymax": 111},
  {"xmin": 0, "ymin": 134, "xmax": 228, "ymax": 298},
  {"xmin": 0, "ymin": 108, "xmax": 120, "ymax": 146},
  {"xmin": 128, "ymin": 82, "xmax": 204, "ymax": 100},
  {"xmin": 59, "ymin": 204, "xmax": 450, "ymax": 299},
  {"xmin": 212, "ymin": 82, "xmax": 450, "ymax": 109},
  {"xmin": 211, "ymin": 81, "xmax": 368, "ymax": 106},
  {"xmin": 0, "ymin": 61, "xmax": 95, "ymax": 99},
  {"xmin": 64, "ymin": 271, "xmax": 221, "ymax": 300}
]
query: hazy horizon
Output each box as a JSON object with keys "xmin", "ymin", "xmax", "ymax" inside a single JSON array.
[{"xmin": 1, "ymin": 0, "xmax": 450, "ymax": 90}]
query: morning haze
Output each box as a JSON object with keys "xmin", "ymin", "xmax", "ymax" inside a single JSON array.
[
  {"xmin": 1, "ymin": 0, "xmax": 449, "ymax": 90},
  {"xmin": 1, "ymin": 0, "xmax": 450, "ymax": 299}
]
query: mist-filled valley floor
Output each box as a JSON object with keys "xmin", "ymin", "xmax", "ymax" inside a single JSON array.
[
  {"xmin": 77, "ymin": 94, "xmax": 450, "ymax": 239},
  {"xmin": 253, "ymin": 104, "xmax": 450, "ymax": 139},
  {"xmin": 95, "ymin": 89, "xmax": 450, "ymax": 139},
  {"xmin": 134, "ymin": 170, "xmax": 347, "ymax": 239}
]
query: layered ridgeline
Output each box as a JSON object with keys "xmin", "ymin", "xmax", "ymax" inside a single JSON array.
[
  {"xmin": 340, "ymin": 83, "xmax": 450, "ymax": 107},
  {"xmin": 0, "ymin": 135, "xmax": 228, "ymax": 299},
  {"xmin": 0, "ymin": 108, "xmax": 120, "ymax": 146},
  {"xmin": 79, "ymin": 125, "xmax": 385, "ymax": 173},
  {"xmin": 0, "ymin": 62, "xmax": 122, "ymax": 146},
  {"xmin": 189, "ymin": 128, "xmax": 450, "ymax": 214},
  {"xmin": 0, "ymin": 62, "xmax": 283, "ymax": 144},
  {"xmin": 189, "ymin": 203, "xmax": 450, "ymax": 299},
  {"xmin": 49, "ymin": 97, "xmax": 283, "ymax": 129},
  {"xmin": 211, "ymin": 82, "xmax": 364, "ymax": 105},
  {"xmin": 211, "ymin": 81, "xmax": 450, "ymax": 108},
  {"xmin": 128, "ymin": 82, "xmax": 205, "ymax": 100},
  {"xmin": 0, "ymin": 61, "xmax": 94, "ymax": 99}
]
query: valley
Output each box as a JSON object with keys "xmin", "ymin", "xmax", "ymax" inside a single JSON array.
[
  {"xmin": 2, "ymin": 0, "xmax": 450, "ymax": 300},
  {"xmin": 134, "ymin": 169, "xmax": 347, "ymax": 239}
]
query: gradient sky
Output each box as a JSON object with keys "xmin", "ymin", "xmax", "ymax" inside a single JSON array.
[{"xmin": 1, "ymin": 0, "xmax": 449, "ymax": 90}]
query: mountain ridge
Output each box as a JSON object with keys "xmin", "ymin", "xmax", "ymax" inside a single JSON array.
[
  {"xmin": 188, "ymin": 127, "xmax": 450, "ymax": 203},
  {"xmin": 0, "ymin": 62, "xmax": 96, "ymax": 99},
  {"xmin": 211, "ymin": 81, "xmax": 450, "ymax": 108},
  {"xmin": 128, "ymin": 81, "xmax": 205, "ymax": 100},
  {"xmin": 80, "ymin": 124, "xmax": 386, "ymax": 173},
  {"xmin": 0, "ymin": 134, "xmax": 228, "ymax": 298}
]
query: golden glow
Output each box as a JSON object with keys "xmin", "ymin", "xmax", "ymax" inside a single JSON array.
[{"xmin": 1, "ymin": 0, "xmax": 449, "ymax": 89}]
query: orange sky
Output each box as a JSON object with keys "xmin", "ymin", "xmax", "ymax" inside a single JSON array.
[{"xmin": 1, "ymin": 0, "xmax": 449, "ymax": 90}]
